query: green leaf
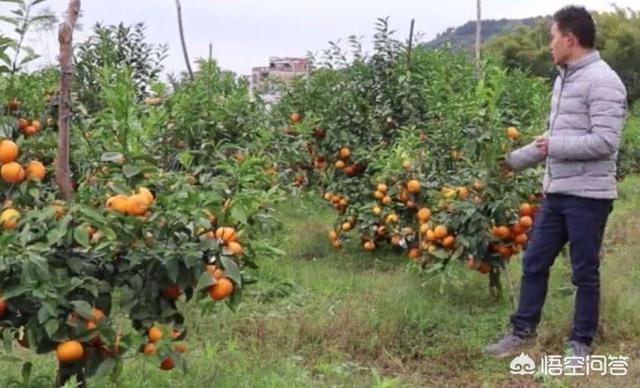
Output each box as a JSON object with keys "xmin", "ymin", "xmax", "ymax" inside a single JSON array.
[
  {"xmin": 70, "ymin": 300, "xmax": 93, "ymax": 320},
  {"xmin": 28, "ymin": 187, "xmax": 39, "ymax": 199},
  {"xmin": 178, "ymin": 152, "xmax": 193, "ymax": 169},
  {"xmin": 195, "ymin": 271, "xmax": 215, "ymax": 292},
  {"xmin": 122, "ymin": 164, "xmax": 141, "ymax": 178},
  {"xmin": 2, "ymin": 285, "xmax": 30, "ymax": 299},
  {"xmin": 94, "ymin": 357, "xmax": 117, "ymax": 380},
  {"xmin": 21, "ymin": 362, "xmax": 32, "ymax": 383},
  {"xmin": 44, "ymin": 319, "xmax": 59, "ymax": 337},
  {"xmin": 221, "ymin": 257, "xmax": 241, "ymax": 287},
  {"xmin": 37, "ymin": 305, "xmax": 49, "ymax": 324},
  {"xmin": 166, "ymin": 257, "xmax": 179, "ymax": 283},
  {"xmin": 230, "ymin": 205, "xmax": 247, "ymax": 224},
  {"xmin": 0, "ymin": 16, "xmax": 18, "ymax": 26},
  {"xmin": 73, "ymin": 226, "xmax": 90, "ymax": 247}
]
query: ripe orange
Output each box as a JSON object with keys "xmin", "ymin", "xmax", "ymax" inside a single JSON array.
[
  {"xmin": 492, "ymin": 226, "xmax": 510, "ymax": 239},
  {"xmin": 519, "ymin": 216, "xmax": 533, "ymax": 229},
  {"xmin": 90, "ymin": 308, "xmax": 105, "ymax": 323},
  {"xmin": 226, "ymin": 241, "xmax": 244, "ymax": 256},
  {"xmin": 17, "ymin": 118, "xmax": 29, "ymax": 130},
  {"xmin": 416, "ymin": 208, "xmax": 431, "ymax": 223},
  {"xmin": 519, "ymin": 203, "xmax": 533, "ymax": 217},
  {"xmin": 339, "ymin": 147, "xmax": 351, "ymax": 160},
  {"xmin": 160, "ymin": 357, "xmax": 175, "ymax": 370},
  {"xmin": 419, "ymin": 223, "xmax": 429, "ymax": 234},
  {"xmin": 363, "ymin": 241, "xmax": 376, "ymax": 251},
  {"xmin": 390, "ymin": 235, "xmax": 402, "ymax": 246},
  {"xmin": 143, "ymin": 343, "xmax": 156, "ymax": 355},
  {"xmin": 425, "ymin": 229, "xmax": 436, "ymax": 242},
  {"xmin": 434, "ymin": 225, "xmax": 448, "ymax": 239},
  {"xmin": 506, "ymin": 126, "xmax": 519, "ymax": 140},
  {"xmin": 399, "ymin": 189, "xmax": 410, "ymax": 203},
  {"xmin": 56, "ymin": 341, "xmax": 84, "ymax": 363},
  {"xmin": 407, "ymin": 180, "xmax": 421, "ymax": 194},
  {"xmin": 376, "ymin": 225, "xmax": 387, "ymax": 237},
  {"xmin": 328, "ymin": 230, "xmax": 338, "ymax": 241},
  {"xmin": 215, "ymin": 227, "xmax": 237, "ymax": 244},
  {"xmin": 1, "ymin": 162, "xmax": 25, "ymax": 184},
  {"xmin": 23, "ymin": 126, "xmax": 37, "ymax": 136},
  {"xmin": 382, "ymin": 196, "xmax": 392, "ymax": 205},
  {"xmin": 376, "ymin": 183, "xmax": 388, "ymax": 193},
  {"xmin": 25, "ymin": 161, "xmax": 45, "ymax": 181},
  {"xmin": 138, "ymin": 187, "xmax": 155, "ymax": 205},
  {"xmin": 161, "ymin": 285, "xmax": 181, "ymax": 300},
  {"xmin": 212, "ymin": 269, "xmax": 225, "ymax": 280},
  {"xmin": 385, "ymin": 214, "xmax": 399, "ymax": 224},
  {"xmin": 127, "ymin": 194, "xmax": 149, "ymax": 216},
  {"xmin": 209, "ymin": 278, "xmax": 234, "ymax": 301},
  {"xmin": 478, "ymin": 262, "xmax": 491, "ymax": 274},
  {"xmin": 0, "ymin": 208, "xmax": 20, "ymax": 229},
  {"xmin": 0, "ymin": 140, "xmax": 19, "ymax": 164},
  {"xmin": 408, "ymin": 248, "xmax": 420, "ymax": 260},
  {"xmin": 51, "ymin": 203, "xmax": 66, "ymax": 220},
  {"xmin": 31, "ymin": 120, "xmax": 42, "ymax": 131},
  {"xmin": 323, "ymin": 192, "xmax": 333, "ymax": 201},
  {"xmin": 373, "ymin": 190, "xmax": 384, "ymax": 200},
  {"xmin": 106, "ymin": 195, "xmax": 129, "ymax": 214},
  {"xmin": 290, "ymin": 112, "xmax": 301, "ymax": 124},
  {"xmin": 457, "ymin": 187, "xmax": 469, "ymax": 200},
  {"xmin": 512, "ymin": 222, "xmax": 524, "ymax": 235},
  {"xmin": 148, "ymin": 327, "xmax": 163, "ymax": 343},
  {"xmin": 442, "ymin": 235, "xmax": 456, "ymax": 249},
  {"xmin": 372, "ymin": 206, "xmax": 382, "ymax": 215},
  {"xmin": 497, "ymin": 245, "xmax": 513, "ymax": 259},
  {"xmin": 332, "ymin": 239, "xmax": 343, "ymax": 249},
  {"xmin": 335, "ymin": 160, "xmax": 346, "ymax": 169},
  {"xmin": 174, "ymin": 343, "xmax": 187, "ymax": 353},
  {"xmin": 514, "ymin": 234, "xmax": 528, "ymax": 245},
  {"xmin": 342, "ymin": 222, "xmax": 352, "ymax": 231}
]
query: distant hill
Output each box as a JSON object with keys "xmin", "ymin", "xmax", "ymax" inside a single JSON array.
[{"xmin": 424, "ymin": 16, "xmax": 551, "ymax": 51}]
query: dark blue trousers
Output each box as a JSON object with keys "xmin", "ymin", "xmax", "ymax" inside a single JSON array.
[{"xmin": 510, "ymin": 193, "xmax": 613, "ymax": 346}]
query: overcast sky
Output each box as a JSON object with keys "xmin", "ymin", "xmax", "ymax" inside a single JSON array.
[{"xmin": 0, "ymin": 0, "xmax": 637, "ymax": 78}]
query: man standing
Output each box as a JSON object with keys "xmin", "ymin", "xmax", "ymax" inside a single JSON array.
[{"xmin": 485, "ymin": 6, "xmax": 628, "ymax": 358}]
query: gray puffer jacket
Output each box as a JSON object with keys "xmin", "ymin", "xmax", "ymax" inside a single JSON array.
[{"xmin": 506, "ymin": 51, "xmax": 628, "ymax": 199}]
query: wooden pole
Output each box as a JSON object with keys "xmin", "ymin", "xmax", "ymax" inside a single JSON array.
[
  {"xmin": 407, "ymin": 19, "xmax": 415, "ymax": 68},
  {"xmin": 175, "ymin": 0, "xmax": 194, "ymax": 80},
  {"xmin": 56, "ymin": 0, "xmax": 80, "ymax": 203},
  {"xmin": 475, "ymin": 0, "xmax": 482, "ymax": 78}
]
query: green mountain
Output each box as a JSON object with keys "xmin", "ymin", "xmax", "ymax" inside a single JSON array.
[{"xmin": 424, "ymin": 16, "xmax": 551, "ymax": 51}]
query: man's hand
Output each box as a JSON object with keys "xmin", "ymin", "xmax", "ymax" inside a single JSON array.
[
  {"xmin": 535, "ymin": 136, "xmax": 549, "ymax": 157},
  {"xmin": 498, "ymin": 158, "xmax": 512, "ymax": 178}
]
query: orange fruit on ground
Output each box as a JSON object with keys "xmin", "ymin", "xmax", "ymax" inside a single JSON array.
[
  {"xmin": 127, "ymin": 194, "xmax": 149, "ymax": 216},
  {"xmin": 56, "ymin": 341, "xmax": 84, "ymax": 363},
  {"xmin": 290, "ymin": 113, "xmax": 301, "ymax": 123},
  {"xmin": 174, "ymin": 343, "xmax": 187, "ymax": 353},
  {"xmin": 106, "ymin": 195, "xmax": 130, "ymax": 214},
  {"xmin": 1, "ymin": 208, "xmax": 20, "ymax": 230},
  {"xmin": 160, "ymin": 357, "xmax": 175, "ymax": 371},
  {"xmin": 339, "ymin": 147, "xmax": 351, "ymax": 160},
  {"xmin": 148, "ymin": 327, "xmax": 163, "ymax": 343},
  {"xmin": 143, "ymin": 343, "xmax": 156, "ymax": 355},
  {"xmin": 519, "ymin": 216, "xmax": 533, "ymax": 229},
  {"xmin": 342, "ymin": 222, "xmax": 352, "ymax": 231},
  {"xmin": 506, "ymin": 126, "xmax": 519, "ymax": 140},
  {"xmin": 1, "ymin": 162, "xmax": 25, "ymax": 184},
  {"xmin": 226, "ymin": 241, "xmax": 244, "ymax": 256},
  {"xmin": 434, "ymin": 225, "xmax": 448, "ymax": 239},
  {"xmin": 0, "ymin": 298, "xmax": 6, "ymax": 316},
  {"xmin": 209, "ymin": 277, "xmax": 234, "ymax": 301},
  {"xmin": 417, "ymin": 208, "xmax": 431, "ymax": 223},
  {"xmin": 25, "ymin": 161, "xmax": 45, "ymax": 181},
  {"xmin": 328, "ymin": 230, "xmax": 338, "ymax": 241},
  {"xmin": 335, "ymin": 160, "xmax": 345, "ymax": 169},
  {"xmin": 138, "ymin": 187, "xmax": 155, "ymax": 205},
  {"xmin": 407, "ymin": 180, "xmax": 421, "ymax": 194},
  {"xmin": 442, "ymin": 235, "xmax": 456, "ymax": 249},
  {"xmin": 161, "ymin": 285, "xmax": 181, "ymax": 300},
  {"xmin": 492, "ymin": 226, "xmax": 511, "ymax": 239},
  {"xmin": 0, "ymin": 140, "xmax": 18, "ymax": 163},
  {"xmin": 377, "ymin": 183, "xmax": 388, "ymax": 193}
]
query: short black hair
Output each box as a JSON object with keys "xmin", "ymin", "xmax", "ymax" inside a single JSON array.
[{"xmin": 553, "ymin": 6, "xmax": 596, "ymax": 48}]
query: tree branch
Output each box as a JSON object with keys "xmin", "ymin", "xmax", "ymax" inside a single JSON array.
[{"xmin": 175, "ymin": 0, "xmax": 194, "ymax": 80}]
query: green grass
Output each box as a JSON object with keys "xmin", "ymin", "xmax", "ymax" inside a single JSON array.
[{"xmin": 2, "ymin": 180, "xmax": 640, "ymax": 387}]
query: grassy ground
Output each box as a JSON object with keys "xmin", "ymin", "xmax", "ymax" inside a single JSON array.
[{"xmin": 1, "ymin": 177, "xmax": 639, "ymax": 387}]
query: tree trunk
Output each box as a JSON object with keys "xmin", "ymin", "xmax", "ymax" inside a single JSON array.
[
  {"xmin": 56, "ymin": 0, "xmax": 80, "ymax": 203},
  {"xmin": 175, "ymin": 0, "xmax": 194, "ymax": 80},
  {"xmin": 475, "ymin": 0, "xmax": 482, "ymax": 78}
]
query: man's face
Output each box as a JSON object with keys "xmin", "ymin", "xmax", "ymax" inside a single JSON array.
[{"xmin": 549, "ymin": 22, "xmax": 573, "ymax": 66}]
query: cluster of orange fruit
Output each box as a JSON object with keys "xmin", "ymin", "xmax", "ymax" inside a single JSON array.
[
  {"xmin": 489, "ymin": 202, "xmax": 537, "ymax": 259},
  {"xmin": 334, "ymin": 147, "xmax": 363, "ymax": 177},
  {"xmin": 143, "ymin": 326, "xmax": 186, "ymax": 371},
  {"xmin": 205, "ymin": 264, "xmax": 235, "ymax": 301},
  {"xmin": 55, "ymin": 308, "xmax": 107, "ymax": 364},
  {"xmin": 17, "ymin": 118, "xmax": 42, "ymax": 136},
  {"xmin": 105, "ymin": 187, "xmax": 155, "ymax": 217},
  {"xmin": 323, "ymin": 191, "xmax": 349, "ymax": 213}
]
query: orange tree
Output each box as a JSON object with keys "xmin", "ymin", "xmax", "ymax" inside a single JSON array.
[
  {"xmin": 268, "ymin": 20, "xmax": 550, "ymax": 296},
  {"xmin": 0, "ymin": 51, "xmax": 282, "ymax": 385}
]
